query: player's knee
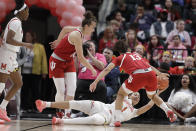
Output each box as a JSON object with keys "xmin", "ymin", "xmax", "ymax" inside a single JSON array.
[
  {"xmin": 56, "ymin": 87, "xmax": 65, "ymax": 95},
  {"xmin": 91, "ymin": 115, "xmax": 104, "ymax": 125}
]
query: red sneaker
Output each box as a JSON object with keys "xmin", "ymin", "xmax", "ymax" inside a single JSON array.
[
  {"xmin": 56, "ymin": 112, "xmax": 64, "ymax": 119},
  {"xmin": 109, "ymin": 121, "xmax": 121, "ymax": 127},
  {"xmin": 167, "ymin": 110, "xmax": 176, "ymax": 122},
  {"xmin": 52, "ymin": 117, "xmax": 62, "ymax": 125},
  {"xmin": 0, "ymin": 108, "xmax": 11, "ymax": 122},
  {"xmin": 114, "ymin": 121, "xmax": 121, "ymax": 127},
  {"xmin": 35, "ymin": 100, "xmax": 46, "ymax": 112}
]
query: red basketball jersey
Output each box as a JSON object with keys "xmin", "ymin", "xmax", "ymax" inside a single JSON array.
[
  {"xmin": 112, "ymin": 52, "xmax": 150, "ymax": 74},
  {"xmin": 54, "ymin": 29, "xmax": 82, "ymax": 61}
]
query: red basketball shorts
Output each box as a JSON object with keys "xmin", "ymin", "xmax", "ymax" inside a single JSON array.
[
  {"xmin": 49, "ymin": 56, "xmax": 76, "ymax": 78},
  {"xmin": 124, "ymin": 71, "xmax": 157, "ymax": 92}
]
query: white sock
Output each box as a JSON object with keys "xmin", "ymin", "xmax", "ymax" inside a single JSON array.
[
  {"xmin": 160, "ymin": 102, "xmax": 170, "ymax": 113},
  {"xmin": 0, "ymin": 83, "xmax": 5, "ymax": 93},
  {"xmin": 45, "ymin": 102, "xmax": 51, "ymax": 107},
  {"xmin": 0, "ymin": 99, "xmax": 9, "ymax": 109}
]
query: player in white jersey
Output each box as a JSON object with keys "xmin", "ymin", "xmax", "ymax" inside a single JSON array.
[
  {"xmin": 0, "ymin": 2, "xmax": 33, "ymax": 123},
  {"xmin": 35, "ymin": 91, "xmax": 164, "ymax": 126}
]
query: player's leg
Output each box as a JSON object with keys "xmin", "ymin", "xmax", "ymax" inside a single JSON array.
[
  {"xmin": 52, "ymin": 77, "xmax": 65, "ymax": 118},
  {"xmin": 64, "ymin": 72, "xmax": 77, "ymax": 116},
  {"xmin": 52, "ymin": 114, "xmax": 105, "ymax": 125},
  {"xmin": 36, "ymin": 100, "xmax": 93, "ymax": 115},
  {"xmin": 0, "ymin": 70, "xmax": 22, "ymax": 122},
  {"xmin": 112, "ymin": 82, "xmax": 131, "ymax": 127},
  {"xmin": 53, "ymin": 77, "xmax": 65, "ymax": 102},
  {"xmin": 0, "ymin": 73, "xmax": 9, "ymax": 97},
  {"xmin": 145, "ymin": 72, "xmax": 176, "ymax": 122}
]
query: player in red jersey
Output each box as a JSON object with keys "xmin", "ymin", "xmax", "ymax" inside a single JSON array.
[
  {"xmin": 49, "ymin": 11, "xmax": 97, "ymax": 117},
  {"xmin": 90, "ymin": 40, "xmax": 176, "ymax": 127}
]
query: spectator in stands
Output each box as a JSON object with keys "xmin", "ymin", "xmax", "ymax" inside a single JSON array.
[
  {"xmin": 98, "ymin": 20, "xmax": 124, "ymax": 40},
  {"xmin": 168, "ymin": 35, "xmax": 188, "ymax": 64},
  {"xmin": 166, "ymin": 19, "xmax": 191, "ymax": 48},
  {"xmin": 106, "ymin": 1, "xmax": 132, "ymax": 22},
  {"xmin": 130, "ymin": 4, "xmax": 156, "ymax": 35},
  {"xmin": 161, "ymin": 51, "xmax": 172, "ymax": 66},
  {"xmin": 147, "ymin": 35, "xmax": 164, "ymax": 67},
  {"xmin": 183, "ymin": 0, "xmax": 196, "ymax": 36},
  {"xmin": 125, "ymin": 29, "xmax": 140, "ymax": 51},
  {"xmin": 141, "ymin": 0, "xmax": 157, "ymax": 16},
  {"xmin": 98, "ymin": 26, "xmax": 118, "ymax": 53},
  {"xmin": 110, "ymin": 11, "xmax": 126, "ymax": 30},
  {"xmin": 162, "ymin": 0, "xmax": 182, "ymax": 21},
  {"xmin": 109, "ymin": 20, "xmax": 125, "ymax": 39},
  {"xmin": 167, "ymin": 75, "xmax": 196, "ymax": 122},
  {"xmin": 150, "ymin": 8, "xmax": 175, "ymax": 42},
  {"xmin": 169, "ymin": 56, "xmax": 196, "ymax": 75},
  {"xmin": 21, "ymin": 31, "xmax": 48, "ymax": 112},
  {"xmin": 103, "ymin": 48, "xmax": 120, "ymax": 103},
  {"xmin": 74, "ymin": 40, "xmax": 107, "ymax": 103}
]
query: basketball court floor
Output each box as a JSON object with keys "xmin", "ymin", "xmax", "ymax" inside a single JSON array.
[{"xmin": 1, "ymin": 119, "xmax": 196, "ymax": 131}]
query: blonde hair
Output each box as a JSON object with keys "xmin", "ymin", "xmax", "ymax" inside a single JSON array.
[
  {"xmin": 135, "ymin": 44, "xmax": 145, "ymax": 52},
  {"xmin": 163, "ymin": 51, "xmax": 172, "ymax": 57},
  {"xmin": 185, "ymin": 56, "xmax": 195, "ymax": 62},
  {"xmin": 109, "ymin": 20, "xmax": 120, "ymax": 27}
]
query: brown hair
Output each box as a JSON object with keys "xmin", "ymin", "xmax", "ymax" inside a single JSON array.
[
  {"xmin": 113, "ymin": 40, "xmax": 128, "ymax": 53},
  {"xmin": 82, "ymin": 11, "xmax": 97, "ymax": 27}
]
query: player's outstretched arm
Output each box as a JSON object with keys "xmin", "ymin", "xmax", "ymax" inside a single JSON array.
[
  {"xmin": 136, "ymin": 100, "xmax": 154, "ymax": 116},
  {"xmin": 136, "ymin": 89, "xmax": 165, "ymax": 116},
  {"xmin": 90, "ymin": 63, "xmax": 115, "ymax": 92}
]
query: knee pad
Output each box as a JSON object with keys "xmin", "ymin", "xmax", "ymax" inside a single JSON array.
[{"xmin": 64, "ymin": 72, "xmax": 77, "ymax": 97}]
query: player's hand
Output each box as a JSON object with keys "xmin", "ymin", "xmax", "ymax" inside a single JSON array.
[
  {"xmin": 91, "ymin": 69, "xmax": 97, "ymax": 77},
  {"xmin": 89, "ymin": 82, "xmax": 97, "ymax": 92},
  {"xmin": 25, "ymin": 43, "xmax": 34, "ymax": 50},
  {"xmin": 49, "ymin": 40, "xmax": 58, "ymax": 50}
]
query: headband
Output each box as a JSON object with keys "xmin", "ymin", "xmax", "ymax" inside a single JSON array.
[{"xmin": 14, "ymin": 4, "xmax": 27, "ymax": 15}]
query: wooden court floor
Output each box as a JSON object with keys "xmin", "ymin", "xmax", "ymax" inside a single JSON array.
[{"xmin": 0, "ymin": 119, "xmax": 196, "ymax": 131}]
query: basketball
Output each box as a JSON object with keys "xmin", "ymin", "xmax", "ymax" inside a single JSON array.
[{"xmin": 157, "ymin": 76, "xmax": 169, "ymax": 90}]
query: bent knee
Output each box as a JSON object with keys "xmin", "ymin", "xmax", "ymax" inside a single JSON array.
[{"xmin": 91, "ymin": 115, "xmax": 105, "ymax": 125}]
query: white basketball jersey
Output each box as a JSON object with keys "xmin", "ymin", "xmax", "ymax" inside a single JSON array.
[
  {"xmin": 3, "ymin": 17, "xmax": 23, "ymax": 52},
  {"xmin": 108, "ymin": 97, "xmax": 138, "ymax": 122}
]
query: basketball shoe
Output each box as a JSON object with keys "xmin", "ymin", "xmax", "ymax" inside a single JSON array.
[
  {"xmin": 0, "ymin": 108, "xmax": 11, "ymax": 122},
  {"xmin": 35, "ymin": 100, "xmax": 46, "ymax": 112}
]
